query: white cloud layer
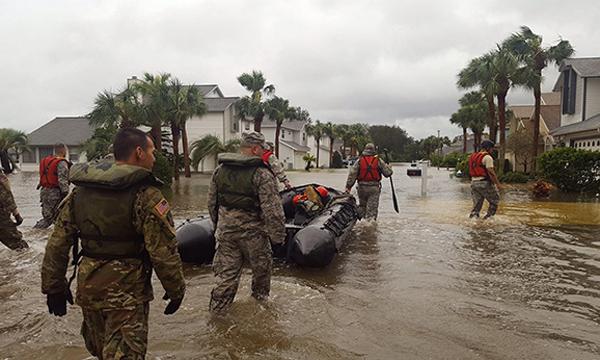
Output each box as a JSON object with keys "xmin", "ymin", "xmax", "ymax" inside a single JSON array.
[{"xmin": 1, "ymin": 0, "xmax": 598, "ymax": 139}]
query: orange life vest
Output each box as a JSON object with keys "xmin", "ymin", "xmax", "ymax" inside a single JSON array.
[
  {"xmin": 261, "ymin": 150, "xmax": 273, "ymax": 165},
  {"xmin": 468, "ymin": 152, "xmax": 489, "ymax": 179},
  {"xmin": 358, "ymin": 155, "xmax": 382, "ymax": 182},
  {"xmin": 39, "ymin": 156, "xmax": 67, "ymax": 188}
]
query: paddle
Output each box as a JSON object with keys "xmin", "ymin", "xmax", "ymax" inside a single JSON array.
[{"xmin": 383, "ymin": 149, "xmax": 399, "ymax": 213}]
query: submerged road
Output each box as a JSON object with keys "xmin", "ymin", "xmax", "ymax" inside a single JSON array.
[{"xmin": 1, "ymin": 165, "xmax": 599, "ymax": 359}]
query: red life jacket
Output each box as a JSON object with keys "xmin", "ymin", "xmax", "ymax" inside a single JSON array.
[
  {"xmin": 261, "ymin": 150, "xmax": 273, "ymax": 165},
  {"xmin": 358, "ymin": 155, "xmax": 382, "ymax": 182},
  {"xmin": 39, "ymin": 156, "xmax": 67, "ymax": 188},
  {"xmin": 468, "ymin": 152, "xmax": 489, "ymax": 179}
]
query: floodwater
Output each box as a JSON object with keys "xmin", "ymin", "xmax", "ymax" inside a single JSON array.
[{"xmin": 1, "ymin": 165, "xmax": 599, "ymax": 359}]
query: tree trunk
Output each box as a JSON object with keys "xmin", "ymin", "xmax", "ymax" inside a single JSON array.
[
  {"xmin": 497, "ymin": 93, "xmax": 508, "ymax": 176},
  {"xmin": 151, "ymin": 124, "xmax": 162, "ymax": 150},
  {"xmin": 253, "ymin": 112, "xmax": 264, "ymax": 133},
  {"xmin": 329, "ymin": 137, "xmax": 335, "ymax": 167},
  {"xmin": 275, "ymin": 124, "xmax": 281, "ymax": 157},
  {"xmin": 316, "ymin": 139, "xmax": 320, "ymax": 168},
  {"xmin": 182, "ymin": 124, "xmax": 192, "ymax": 178},
  {"xmin": 171, "ymin": 123, "xmax": 180, "ymax": 181},
  {"xmin": 531, "ymin": 80, "xmax": 542, "ymax": 172},
  {"xmin": 486, "ymin": 95, "xmax": 497, "ymax": 143},
  {"xmin": 462, "ymin": 128, "xmax": 468, "ymax": 153}
]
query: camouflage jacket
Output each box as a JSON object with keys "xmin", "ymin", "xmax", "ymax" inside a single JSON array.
[
  {"xmin": 346, "ymin": 152, "xmax": 394, "ymax": 189},
  {"xmin": 0, "ymin": 174, "xmax": 17, "ymax": 219},
  {"xmin": 56, "ymin": 160, "xmax": 70, "ymax": 194},
  {"xmin": 208, "ymin": 165, "xmax": 286, "ymax": 244},
  {"xmin": 267, "ymin": 153, "xmax": 288, "ymax": 184},
  {"xmin": 41, "ymin": 186, "xmax": 186, "ymax": 310}
]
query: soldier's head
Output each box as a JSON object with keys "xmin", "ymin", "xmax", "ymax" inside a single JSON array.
[
  {"xmin": 266, "ymin": 141, "xmax": 274, "ymax": 152},
  {"xmin": 113, "ymin": 128, "xmax": 156, "ymax": 170},
  {"xmin": 481, "ymin": 140, "xmax": 495, "ymax": 153},
  {"xmin": 54, "ymin": 143, "xmax": 67, "ymax": 157},
  {"xmin": 362, "ymin": 143, "xmax": 376, "ymax": 155},
  {"xmin": 240, "ymin": 132, "xmax": 266, "ymax": 157}
]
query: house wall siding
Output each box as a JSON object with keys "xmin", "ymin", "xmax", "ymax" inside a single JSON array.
[
  {"xmin": 585, "ymin": 78, "xmax": 600, "ymax": 120},
  {"xmin": 186, "ymin": 112, "xmax": 227, "ymax": 144},
  {"xmin": 561, "ymin": 73, "xmax": 584, "ymax": 126}
]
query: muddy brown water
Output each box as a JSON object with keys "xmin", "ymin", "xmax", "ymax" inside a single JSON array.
[{"xmin": 1, "ymin": 165, "xmax": 599, "ymax": 359}]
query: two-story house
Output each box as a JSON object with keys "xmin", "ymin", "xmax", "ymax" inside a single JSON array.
[{"xmin": 551, "ymin": 57, "xmax": 600, "ymax": 151}]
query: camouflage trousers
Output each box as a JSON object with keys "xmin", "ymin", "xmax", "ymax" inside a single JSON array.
[
  {"xmin": 0, "ymin": 217, "xmax": 28, "ymax": 250},
  {"xmin": 470, "ymin": 180, "xmax": 499, "ymax": 218},
  {"xmin": 209, "ymin": 231, "xmax": 273, "ymax": 313},
  {"xmin": 34, "ymin": 188, "xmax": 63, "ymax": 228},
  {"xmin": 81, "ymin": 303, "xmax": 149, "ymax": 360},
  {"xmin": 357, "ymin": 183, "xmax": 382, "ymax": 220}
]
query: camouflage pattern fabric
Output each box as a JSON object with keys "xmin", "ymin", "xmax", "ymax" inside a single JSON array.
[
  {"xmin": 357, "ymin": 183, "xmax": 382, "ymax": 220},
  {"xmin": 34, "ymin": 187, "xmax": 64, "ymax": 228},
  {"xmin": 470, "ymin": 180, "xmax": 499, "ymax": 218},
  {"xmin": 0, "ymin": 175, "xmax": 28, "ymax": 250},
  {"xmin": 267, "ymin": 153, "xmax": 289, "ymax": 184},
  {"xmin": 81, "ymin": 303, "xmax": 148, "ymax": 360},
  {"xmin": 207, "ymin": 164, "xmax": 285, "ymax": 313}
]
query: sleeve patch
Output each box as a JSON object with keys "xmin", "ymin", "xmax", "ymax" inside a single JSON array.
[{"xmin": 154, "ymin": 198, "xmax": 170, "ymax": 217}]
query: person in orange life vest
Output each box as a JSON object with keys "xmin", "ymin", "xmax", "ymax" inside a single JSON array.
[
  {"xmin": 468, "ymin": 139, "xmax": 501, "ymax": 219},
  {"xmin": 262, "ymin": 141, "xmax": 292, "ymax": 189},
  {"xmin": 344, "ymin": 143, "xmax": 393, "ymax": 220},
  {"xmin": 34, "ymin": 143, "xmax": 71, "ymax": 229}
]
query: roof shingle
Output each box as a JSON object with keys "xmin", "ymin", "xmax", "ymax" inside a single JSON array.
[
  {"xmin": 551, "ymin": 113, "xmax": 600, "ymax": 136},
  {"xmin": 28, "ymin": 117, "xmax": 94, "ymax": 146}
]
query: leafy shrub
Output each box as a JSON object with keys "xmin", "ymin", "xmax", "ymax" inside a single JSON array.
[
  {"xmin": 499, "ymin": 171, "xmax": 529, "ymax": 183},
  {"xmin": 153, "ymin": 150, "xmax": 173, "ymax": 187},
  {"xmin": 431, "ymin": 152, "xmax": 468, "ymax": 168},
  {"xmin": 331, "ymin": 151, "xmax": 344, "ymax": 168},
  {"xmin": 538, "ymin": 147, "xmax": 600, "ymax": 193}
]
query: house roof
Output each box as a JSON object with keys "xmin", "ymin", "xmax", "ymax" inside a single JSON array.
[
  {"xmin": 189, "ymin": 84, "xmax": 223, "ymax": 97},
  {"xmin": 559, "ymin": 57, "xmax": 600, "ymax": 77},
  {"xmin": 551, "ymin": 113, "xmax": 600, "ymax": 137},
  {"xmin": 261, "ymin": 119, "xmax": 306, "ymax": 131},
  {"xmin": 540, "ymin": 105, "xmax": 561, "ymax": 131},
  {"xmin": 205, "ymin": 97, "xmax": 239, "ymax": 112},
  {"xmin": 28, "ymin": 117, "xmax": 94, "ymax": 146},
  {"xmin": 541, "ymin": 92, "xmax": 561, "ymax": 106},
  {"xmin": 280, "ymin": 139, "xmax": 310, "ymax": 152},
  {"xmin": 510, "ymin": 105, "xmax": 534, "ymax": 119}
]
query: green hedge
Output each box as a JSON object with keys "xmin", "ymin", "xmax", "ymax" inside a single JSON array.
[
  {"xmin": 538, "ymin": 147, "xmax": 600, "ymax": 193},
  {"xmin": 499, "ymin": 171, "xmax": 529, "ymax": 183},
  {"xmin": 431, "ymin": 152, "xmax": 469, "ymax": 168}
]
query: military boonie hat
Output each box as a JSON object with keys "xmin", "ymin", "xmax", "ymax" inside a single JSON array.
[{"xmin": 241, "ymin": 132, "xmax": 266, "ymax": 148}]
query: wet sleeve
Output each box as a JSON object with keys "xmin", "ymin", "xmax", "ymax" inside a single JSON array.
[
  {"xmin": 57, "ymin": 161, "xmax": 70, "ymax": 194},
  {"xmin": 268, "ymin": 154, "xmax": 288, "ymax": 183},
  {"xmin": 207, "ymin": 167, "xmax": 219, "ymax": 225},
  {"xmin": 136, "ymin": 188, "xmax": 186, "ymax": 300},
  {"xmin": 255, "ymin": 169, "xmax": 286, "ymax": 244},
  {"xmin": 345, "ymin": 161, "xmax": 360, "ymax": 189},
  {"xmin": 380, "ymin": 159, "xmax": 394, "ymax": 178},
  {"xmin": 0, "ymin": 178, "xmax": 17, "ymax": 214},
  {"xmin": 41, "ymin": 193, "xmax": 76, "ymax": 295}
]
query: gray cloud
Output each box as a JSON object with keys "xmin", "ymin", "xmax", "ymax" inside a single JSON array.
[{"xmin": 1, "ymin": 0, "xmax": 598, "ymax": 140}]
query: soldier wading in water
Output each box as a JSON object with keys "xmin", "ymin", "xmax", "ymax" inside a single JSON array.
[
  {"xmin": 345, "ymin": 143, "xmax": 393, "ymax": 220},
  {"xmin": 468, "ymin": 139, "xmax": 501, "ymax": 219},
  {"xmin": 208, "ymin": 132, "xmax": 286, "ymax": 313},
  {"xmin": 41, "ymin": 128, "xmax": 186, "ymax": 359}
]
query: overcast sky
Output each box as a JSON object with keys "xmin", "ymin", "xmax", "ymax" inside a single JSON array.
[{"xmin": 1, "ymin": 0, "xmax": 598, "ymax": 139}]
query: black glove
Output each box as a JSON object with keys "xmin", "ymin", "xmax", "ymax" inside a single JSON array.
[
  {"xmin": 163, "ymin": 293, "xmax": 183, "ymax": 315},
  {"xmin": 13, "ymin": 213, "xmax": 23, "ymax": 226},
  {"xmin": 47, "ymin": 289, "xmax": 74, "ymax": 317}
]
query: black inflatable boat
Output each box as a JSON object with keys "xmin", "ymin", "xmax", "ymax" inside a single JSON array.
[{"xmin": 176, "ymin": 184, "xmax": 359, "ymax": 267}]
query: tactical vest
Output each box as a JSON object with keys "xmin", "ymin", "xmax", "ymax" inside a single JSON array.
[
  {"xmin": 468, "ymin": 152, "xmax": 490, "ymax": 179},
  {"xmin": 358, "ymin": 155, "xmax": 382, "ymax": 182},
  {"xmin": 39, "ymin": 156, "xmax": 69, "ymax": 188},
  {"xmin": 69, "ymin": 160, "xmax": 162, "ymax": 259},
  {"xmin": 215, "ymin": 153, "xmax": 266, "ymax": 211}
]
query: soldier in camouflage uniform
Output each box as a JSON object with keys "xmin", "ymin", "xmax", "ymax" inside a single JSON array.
[
  {"xmin": 34, "ymin": 144, "xmax": 70, "ymax": 229},
  {"xmin": 345, "ymin": 143, "xmax": 393, "ymax": 220},
  {"xmin": 41, "ymin": 129, "xmax": 186, "ymax": 360},
  {"xmin": 0, "ymin": 171, "xmax": 28, "ymax": 250},
  {"xmin": 207, "ymin": 132, "xmax": 286, "ymax": 313},
  {"xmin": 264, "ymin": 141, "xmax": 292, "ymax": 189}
]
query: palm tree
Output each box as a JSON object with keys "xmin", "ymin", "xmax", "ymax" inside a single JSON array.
[
  {"xmin": 0, "ymin": 128, "xmax": 28, "ymax": 173},
  {"xmin": 450, "ymin": 110, "xmax": 470, "ymax": 153},
  {"xmin": 265, "ymin": 96, "xmax": 298, "ymax": 157},
  {"xmin": 88, "ymin": 88, "xmax": 141, "ymax": 129},
  {"xmin": 190, "ymin": 135, "xmax": 241, "ymax": 173},
  {"xmin": 348, "ymin": 123, "xmax": 371, "ymax": 156},
  {"xmin": 134, "ymin": 73, "xmax": 172, "ymax": 150},
  {"xmin": 306, "ymin": 120, "xmax": 325, "ymax": 168},
  {"xmin": 167, "ymin": 80, "xmax": 207, "ymax": 179},
  {"xmin": 503, "ymin": 26, "xmax": 574, "ymax": 169},
  {"xmin": 236, "ymin": 71, "xmax": 275, "ymax": 132},
  {"xmin": 322, "ymin": 122, "xmax": 337, "ymax": 167},
  {"xmin": 457, "ymin": 55, "xmax": 498, "ymax": 143},
  {"xmin": 302, "ymin": 153, "xmax": 316, "ymax": 171},
  {"xmin": 334, "ymin": 124, "xmax": 351, "ymax": 156}
]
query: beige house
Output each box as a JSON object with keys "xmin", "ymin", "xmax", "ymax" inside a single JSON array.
[{"xmin": 551, "ymin": 57, "xmax": 600, "ymax": 150}]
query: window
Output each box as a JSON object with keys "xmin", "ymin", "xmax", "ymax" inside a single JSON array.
[
  {"xmin": 562, "ymin": 69, "xmax": 577, "ymax": 115},
  {"xmin": 39, "ymin": 147, "xmax": 53, "ymax": 159},
  {"xmin": 22, "ymin": 149, "xmax": 35, "ymax": 163},
  {"xmin": 281, "ymin": 130, "xmax": 285, "ymax": 139},
  {"xmin": 302, "ymin": 132, "xmax": 306, "ymax": 141}
]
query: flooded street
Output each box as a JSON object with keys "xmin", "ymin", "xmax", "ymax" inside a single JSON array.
[{"xmin": 1, "ymin": 165, "xmax": 599, "ymax": 359}]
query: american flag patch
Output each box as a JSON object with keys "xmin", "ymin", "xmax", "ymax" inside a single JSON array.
[{"xmin": 154, "ymin": 199, "xmax": 170, "ymax": 217}]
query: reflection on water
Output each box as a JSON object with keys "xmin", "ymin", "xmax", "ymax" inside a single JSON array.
[{"xmin": 1, "ymin": 165, "xmax": 599, "ymax": 359}]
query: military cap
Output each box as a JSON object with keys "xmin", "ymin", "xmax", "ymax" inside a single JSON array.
[
  {"xmin": 364, "ymin": 143, "xmax": 376, "ymax": 151},
  {"xmin": 241, "ymin": 132, "xmax": 266, "ymax": 148}
]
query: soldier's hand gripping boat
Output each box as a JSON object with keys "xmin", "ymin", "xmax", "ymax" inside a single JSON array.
[{"xmin": 176, "ymin": 184, "xmax": 359, "ymax": 267}]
